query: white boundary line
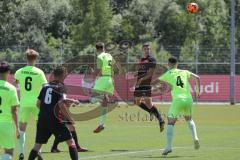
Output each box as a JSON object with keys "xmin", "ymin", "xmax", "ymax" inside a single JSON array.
[
  {"xmin": 78, "ymin": 147, "xmax": 186, "ymax": 160},
  {"xmin": 78, "ymin": 146, "xmax": 240, "ymax": 160}
]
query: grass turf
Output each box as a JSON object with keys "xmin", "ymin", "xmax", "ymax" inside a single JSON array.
[{"xmin": 1, "ymin": 104, "xmax": 240, "ymax": 160}]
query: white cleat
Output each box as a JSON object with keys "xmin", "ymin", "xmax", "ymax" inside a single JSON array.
[
  {"xmin": 162, "ymin": 148, "xmax": 172, "ymax": 155},
  {"xmin": 194, "ymin": 140, "xmax": 200, "ymax": 150}
]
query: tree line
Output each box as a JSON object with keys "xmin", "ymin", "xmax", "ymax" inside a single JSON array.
[{"xmin": 0, "ymin": 0, "xmax": 239, "ymax": 73}]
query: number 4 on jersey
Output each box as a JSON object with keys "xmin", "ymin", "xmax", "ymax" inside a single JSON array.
[{"xmin": 176, "ymin": 76, "xmax": 184, "ymax": 88}]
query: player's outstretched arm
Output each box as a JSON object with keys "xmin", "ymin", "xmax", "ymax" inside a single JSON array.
[
  {"xmin": 58, "ymin": 100, "xmax": 75, "ymax": 124},
  {"xmin": 12, "ymin": 105, "xmax": 20, "ymax": 139},
  {"xmin": 190, "ymin": 73, "xmax": 201, "ymax": 97},
  {"xmin": 156, "ymin": 79, "xmax": 172, "ymax": 95},
  {"xmin": 62, "ymin": 98, "xmax": 79, "ymax": 107}
]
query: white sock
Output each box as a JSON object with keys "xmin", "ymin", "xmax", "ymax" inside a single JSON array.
[
  {"xmin": 166, "ymin": 125, "xmax": 174, "ymax": 150},
  {"xmin": 187, "ymin": 119, "xmax": 199, "ymax": 141},
  {"xmin": 100, "ymin": 107, "xmax": 108, "ymax": 126},
  {"xmin": 2, "ymin": 154, "xmax": 12, "ymax": 160},
  {"xmin": 19, "ymin": 131, "xmax": 26, "ymax": 154}
]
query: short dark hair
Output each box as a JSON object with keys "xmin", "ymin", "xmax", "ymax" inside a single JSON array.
[
  {"xmin": 142, "ymin": 42, "xmax": 150, "ymax": 48},
  {"xmin": 168, "ymin": 56, "xmax": 178, "ymax": 65},
  {"xmin": 96, "ymin": 42, "xmax": 105, "ymax": 50},
  {"xmin": 53, "ymin": 66, "xmax": 67, "ymax": 78},
  {"xmin": 0, "ymin": 61, "xmax": 10, "ymax": 73}
]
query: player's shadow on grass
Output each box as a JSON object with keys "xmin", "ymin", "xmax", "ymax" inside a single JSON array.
[
  {"xmin": 41, "ymin": 151, "xmax": 69, "ymax": 154},
  {"xmin": 111, "ymin": 149, "xmax": 130, "ymax": 152},
  {"xmin": 41, "ymin": 150, "xmax": 94, "ymax": 154}
]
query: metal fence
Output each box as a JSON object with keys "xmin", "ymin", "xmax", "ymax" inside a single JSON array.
[{"xmin": 3, "ymin": 46, "xmax": 239, "ymax": 104}]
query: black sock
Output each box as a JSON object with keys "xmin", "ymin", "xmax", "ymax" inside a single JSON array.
[
  {"xmin": 52, "ymin": 137, "xmax": 60, "ymax": 149},
  {"xmin": 71, "ymin": 131, "xmax": 80, "ymax": 149},
  {"xmin": 139, "ymin": 103, "xmax": 151, "ymax": 113},
  {"xmin": 28, "ymin": 149, "xmax": 38, "ymax": 160},
  {"xmin": 151, "ymin": 106, "xmax": 163, "ymax": 122},
  {"xmin": 69, "ymin": 146, "xmax": 78, "ymax": 160}
]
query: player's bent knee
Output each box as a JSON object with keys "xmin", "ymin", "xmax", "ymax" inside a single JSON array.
[
  {"xmin": 167, "ymin": 118, "xmax": 177, "ymax": 125},
  {"xmin": 66, "ymin": 138, "xmax": 76, "ymax": 147}
]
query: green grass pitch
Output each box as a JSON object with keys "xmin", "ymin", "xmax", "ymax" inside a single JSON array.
[{"xmin": 2, "ymin": 104, "xmax": 240, "ymax": 160}]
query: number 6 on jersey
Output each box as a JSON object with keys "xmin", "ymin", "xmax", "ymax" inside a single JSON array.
[{"xmin": 44, "ymin": 88, "xmax": 53, "ymax": 104}]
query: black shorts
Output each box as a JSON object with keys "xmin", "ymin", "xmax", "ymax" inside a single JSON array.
[
  {"xmin": 35, "ymin": 120, "xmax": 72, "ymax": 144},
  {"xmin": 134, "ymin": 85, "xmax": 152, "ymax": 97}
]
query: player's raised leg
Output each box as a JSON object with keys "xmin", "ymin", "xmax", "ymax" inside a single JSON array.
[
  {"xmin": 184, "ymin": 115, "xmax": 200, "ymax": 149},
  {"xmin": 93, "ymin": 94, "xmax": 109, "ymax": 133},
  {"xmin": 144, "ymin": 97, "xmax": 165, "ymax": 132},
  {"xmin": 92, "ymin": 42, "xmax": 116, "ymax": 133},
  {"xmin": 134, "ymin": 97, "xmax": 151, "ymax": 113}
]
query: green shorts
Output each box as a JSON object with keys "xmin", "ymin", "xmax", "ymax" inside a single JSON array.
[
  {"xmin": 168, "ymin": 97, "xmax": 193, "ymax": 119},
  {"xmin": 19, "ymin": 106, "xmax": 39, "ymax": 123},
  {"xmin": 93, "ymin": 76, "xmax": 114, "ymax": 95},
  {"xmin": 0, "ymin": 122, "xmax": 15, "ymax": 149}
]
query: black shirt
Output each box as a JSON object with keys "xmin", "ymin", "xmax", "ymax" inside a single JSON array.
[
  {"xmin": 137, "ymin": 55, "xmax": 156, "ymax": 85},
  {"xmin": 38, "ymin": 81, "xmax": 66, "ymax": 123}
]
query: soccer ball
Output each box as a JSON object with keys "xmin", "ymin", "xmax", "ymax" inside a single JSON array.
[{"xmin": 187, "ymin": 2, "xmax": 199, "ymax": 14}]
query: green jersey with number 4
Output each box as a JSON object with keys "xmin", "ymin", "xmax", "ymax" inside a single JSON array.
[
  {"xmin": 159, "ymin": 68, "xmax": 192, "ymax": 100},
  {"xmin": 14, "ymin": 66, "xmax": 47, "ymax": 107},
  {"xmin": 97, "ymin": 52, "xmax": 113, "ymax": 76}
]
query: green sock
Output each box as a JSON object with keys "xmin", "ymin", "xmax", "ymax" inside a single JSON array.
[
  {"xmin": 166, "ymin": 125, "xmax": 174, "ymax": 150},
  {"xmin": 100, "ymin": 107, "xmax": 108, "ymax": 126}
]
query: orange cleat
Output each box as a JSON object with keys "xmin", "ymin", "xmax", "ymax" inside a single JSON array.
[{"xmin": 93, "ymin": 125, "xmax": 105, "ymax": 133}]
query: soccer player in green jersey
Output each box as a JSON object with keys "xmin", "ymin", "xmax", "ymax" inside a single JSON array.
[
  {"xmin": 0, "ymin": 61, "xmax": 20, "ymax": 160},
  {"xmin": 14, "ymin": 49, "xmax": 47, "ymax": 160},
  {"xmin": 159, "ymin": 57, "xmax": 200, "ymax": 155},
  {"xmin": 92, "ymin": 42, "xmax": 118, "ymax": 133}
]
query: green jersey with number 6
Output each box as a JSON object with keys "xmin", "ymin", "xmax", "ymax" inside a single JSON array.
[
  {"xmin": 14, "ymin": 66, "xmax": 47, "ymax": 107},
  {"xmin": 159, "ymin": 69, "xmax": 192, "ymax": 100}
]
